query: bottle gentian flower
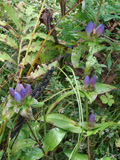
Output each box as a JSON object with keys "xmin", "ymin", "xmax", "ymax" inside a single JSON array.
[
  {"xmin": 83, "ymin": 76, "xmax": 90, "ymax": 89},
  {"xmin": 90, "ymin": 76, "xmax": 96, "ymax": 89},
  {"xmin": 86, "ymin": 21, "xmax": 93, "ymax": 35},
  {"xmin": 86, "ymin": 21, "xmax": 104, "ymax": 36},
  {"xmin": 9, "ymin": 83, "xmax": 31, "ymax": 102},
  {"xmin": 83, "ymin": 76, "xmax": 97, "ymax": 89},
  {"xmin": 88, "ymin": 113, "xmax": 95, "ymax": 128}
]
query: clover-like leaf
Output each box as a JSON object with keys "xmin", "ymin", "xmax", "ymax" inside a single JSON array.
[{"xmin": 100, "ymin": 95, "xmax": 108, "ymax": 104}]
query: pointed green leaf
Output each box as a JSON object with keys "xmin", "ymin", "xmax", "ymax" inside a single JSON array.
[
  {"xmin": 41, "ymin": 114, "xmax": 83, "ymax": 133},
  {"xmin": 0, "ymin": 34, "xmax": 18, "ymax": 49},
  {"xmin": 64, "ymin": 150, "xmax": 88, "ymax": 160},
  {"xmin": 12, "ymin": 139, "xmax": 36, "ymax": 155},
  {"xmin": 87, "ymin": 122, "xmax": 120, "ymax": 136},
  {"xmin": 43, "ymin": 128, "xmax": 66, "ymax": 153}
]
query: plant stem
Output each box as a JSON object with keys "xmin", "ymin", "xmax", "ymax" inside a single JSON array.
[
  {"xmin": 19, "ymin": 0, "xmax": 46, "ymax": 76},
  {"xmin": 93, "ymin": 0, "xmax": 103, "ymax": 34},
  {"xmin": 26, "ymin": 119, "xmax": 48, "ymax": 160},
  {"xmin": 42, "ymin": 106, "xmax": 46, "ymax": 136},
  {"xmin": 86, "ymin": 97, "xmax": 90, "ymax": 160}
]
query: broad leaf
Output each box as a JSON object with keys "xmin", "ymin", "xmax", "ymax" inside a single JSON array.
[
  {"xmin": 12, "ymin": 139, "xmax": 36, "ymax": 155},
  {"xmin": 41, "ymin": 114, "xmax": 83, "ymax": 133},
  {"xmin": 43, "ymin": 128, "xmax": 66, "ymax": 153},
  {"xmin": 64, "ymin": 150, "xmax": 88, "ymax": 160},
  {"xmin": 22, "ymin": 147, "xmax": 43, "ymax": 160}
]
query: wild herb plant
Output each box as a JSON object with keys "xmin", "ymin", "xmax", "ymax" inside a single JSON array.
[{"xmin": 0, "ymin": 0, "xmax": 120, "ymax": 160}]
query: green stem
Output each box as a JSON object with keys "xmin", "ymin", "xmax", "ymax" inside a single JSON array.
[
  {"xmin": 86, "ymin": 97, "xmax": 90, "ymax": 160},
  {"xmin": 42, "ymin": 106, "xmax": 46, "ymax": 136}
]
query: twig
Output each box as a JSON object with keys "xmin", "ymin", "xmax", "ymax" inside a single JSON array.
[{"xmin": 93, "ymin": 0, "xmax": 103, "ymax": 34}]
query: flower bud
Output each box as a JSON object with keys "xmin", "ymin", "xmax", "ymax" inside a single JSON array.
[
  {"xmin": 16, "ymin": 84, "xmax": 24, "ymax": 93},
  {"xmin": 90, "ymin": 76, "xmax": 96, "ymax": 88},
  {"xmin": 14, "ymin": 92, "xmax": 21, "ymax": 102},
  {"xmin": 86, "ymin": 21, "xmax": 93, "ymax": 35},
  {"xmin": 20, "ymin": 87, "xmax": 26, "ymax": 98},
  {"xmin": 89, "ymin": 113, "xmax": 95, "ymax": 128},
  {"xmin": 9, "ymin": 87, "xmax": 15, "ymax": 98},
  {"xmin": 83, "ymin": 76, "xmax": 90, "ymax": 89},
  {"xmin": 25, "ymin": 84, "xmax": 31, "ymax": 96},
  {"xmin": 96, "ymin": 24, "xmax": 104, "ymax": 36}
]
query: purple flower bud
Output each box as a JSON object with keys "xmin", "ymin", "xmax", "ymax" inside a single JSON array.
[
  {"xmin": 20, "ymin": 87, "xmax": 26, "ymax": 98},
  {"xmin": 83, "ymin": 76, "xmax": 90, "ymax": 88},
  {"xmin": 96, "ymin": 24, "xmax": 104, "ymax": 36},
  {"xmin": 25, "ymin": 84, "xmax": 31, "ymax": 96},
  {"xmin": 86, "ymin": 21, "xmax": 93, "ymax": 35},
  {"xmin": 90, "ymin": 76, "xmax": 96, "ymax": 88},
  {"xmin": 9, "ymin": 87, "xmax": 15, "ymax": 98},
  {"xmin": 89, "ymin": 113, "xmax": 95, "ymax": 128},
  {"xmin": 16, "ymin": 84, "xmax": 24, "ymax": 93},
  {"xmin": 14, "ymin": 92, "xmax": 21, "ymax": 102},
  {"xmin": 89, "ymin": 113, "xmax": 95, "ymax": 123}
]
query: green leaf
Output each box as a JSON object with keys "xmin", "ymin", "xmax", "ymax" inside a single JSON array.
[
  {"xmin": 85, "ymin": 56, "xmax": 97, "ymax": 74},
  {"xmin": 100, "ymin": 95, "xmax": 108, "ymax": 104},
  {"xmin": 64, "ymin": 150, "xmax": 88, "ymax": 160},
  {"xmin": 3, "ymin": 3, "xmax": 23, "ymax": 30},
  {"xmin": 0, "ymin": 34, "xmax": 18, "ymax": 49},
  {"xmin": 0, "ymin": 51, "xmax": 15, "ymax": 63},
  {"xmin": 0, "ymin": 150, "xmax": 4, "ymax": 159},
  {"xmin": 71, "ymin": 46, "xmax": 83, "ymax": 68},
  {"xmin": 95, "ymin": 83, "xmax": 117, "ymax": 95},
  {"xmin": 103, "ymin": 157, "xmax": 111, "ymax": 160},
  {"xmin": 43, "ymin": 128, "xmax": 66, "ymax": 153},
  {"xmin": 106, "ymin": 92, "xmax": 113, "ymax": 99},
  {"xmin": 12, "ymin": 139, "xmax": 36, "ymax": 155},
  {"xmin": 87, "ymin": 122, "xmax": 119, "ymax": 136},
  {"xmin": 107, "ymin": 54, "xmax": 112, "ymax": 71},
  {"xmin": 41, "ymin": 114, "xmax": 83, "ymax": 133},
  {"xmin": 115, "ymin": 138, "xmax": 120, "ymax": 147},
  {"xmin": 31, "ymin": 102, "xmax": 45, "ymax": 108},
  {"xmin": 22, "ymin": 148, "xmax": 43, "ymax": 160},
  {"xmin": 22, "ymin": 33, "xmax": 54, "ymax": 41},
  {"xmin": 108, "ymin": 99, "xmax": 114, "ymax": 106},
  {"xmin": 0, "ymin": 20, "xmax": 20, "ymax": 39}
]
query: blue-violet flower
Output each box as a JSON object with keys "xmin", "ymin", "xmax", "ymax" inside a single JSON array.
[
  {"xmin": 90, "ymin": 76, "xmax": 96, "ymax": 88},
  {"xmin": 83, "ymin": 76, "xmax": 90, "ymax": 89},
  {"xmin": 89, "ymin": 113, "xmax": 95, "ymax": 128},
  {"xmin": 9, "ymin": 83, "xmax": 31, "ymax": 102},
  {"xmin": 86, "ymin": 21, "xmax": 104, "ymax": 36}
]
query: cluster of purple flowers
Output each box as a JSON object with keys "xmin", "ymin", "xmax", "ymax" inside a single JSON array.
[
  {"xmin": 9, "ymin": 84, "xmax": 31, "ymax": 102},
  {"xmin": 83, "ymin": 75, "xmax": 96, "ymax": 89},
  {"xmin": 86, "ymin": 21, "xmax": 104, "ymax": 36}
]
